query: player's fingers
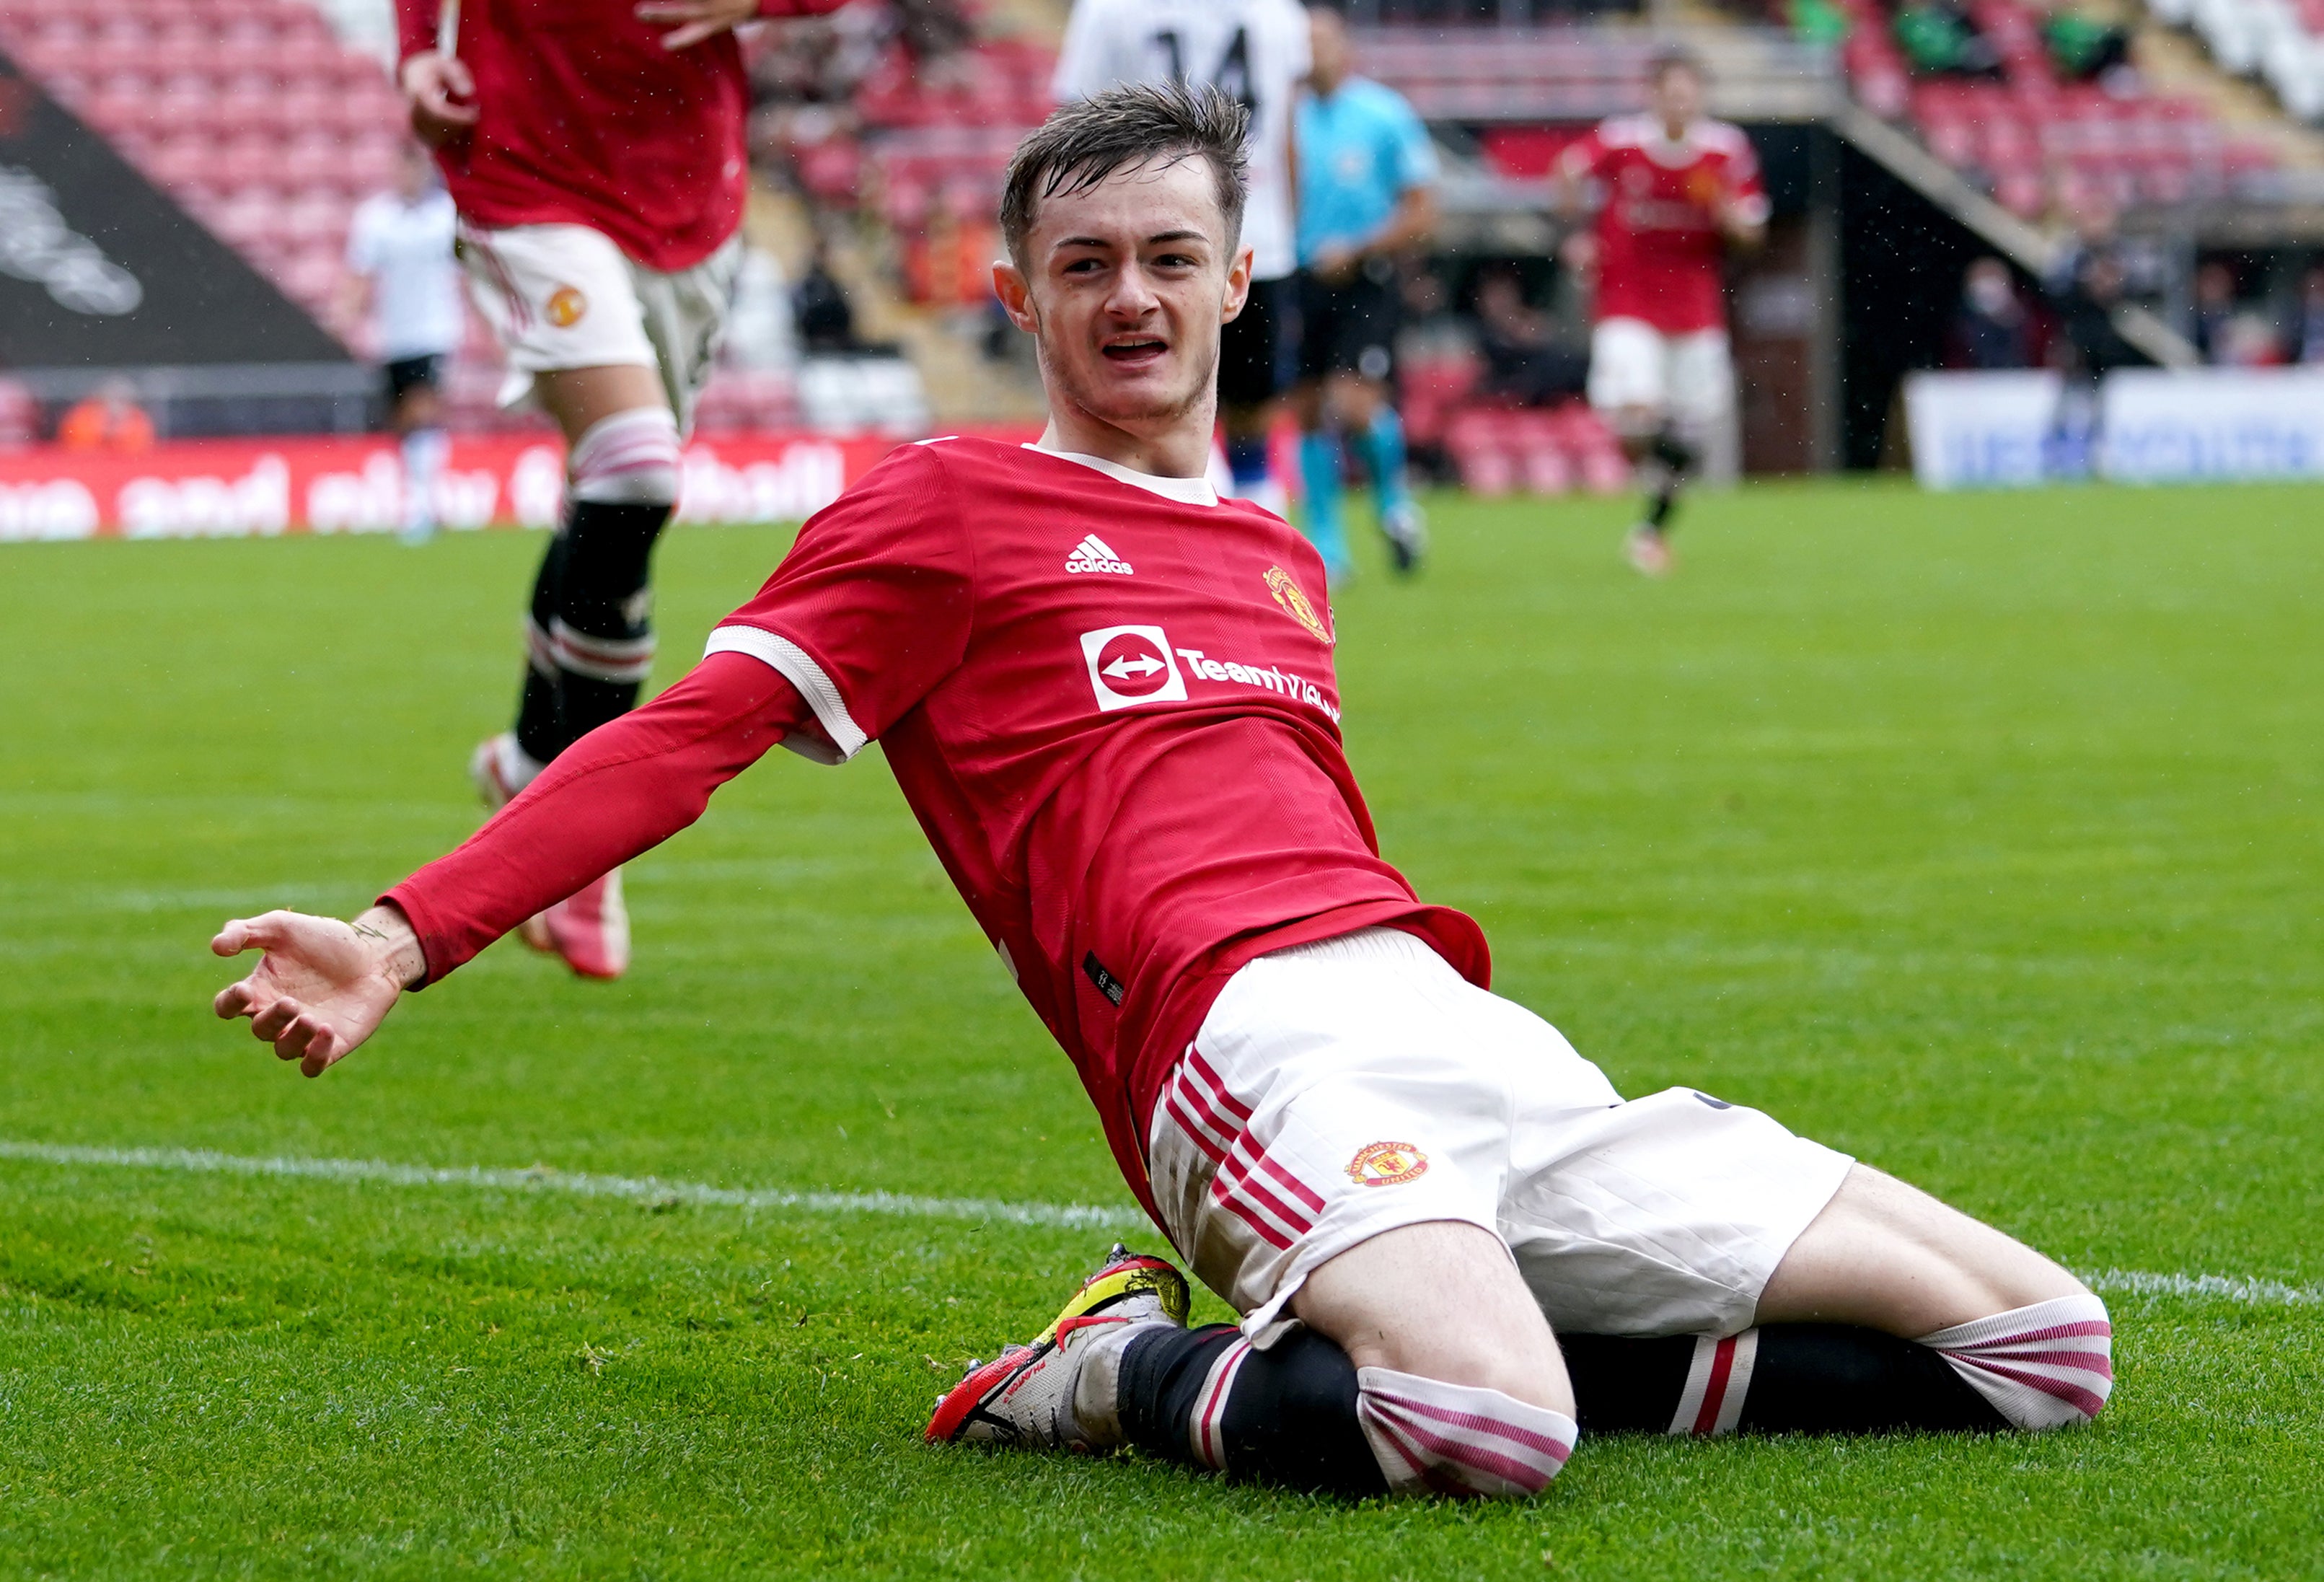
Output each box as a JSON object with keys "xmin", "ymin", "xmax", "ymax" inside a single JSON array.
[
  {"xmin": 439, "ymin": 55, "xmax": 475, "ymax": 95},
  {"xmin": 214, "ymin": 980, "xmax": 261, "ymax": 1020},
  {"xmin": 273, "ymin": 1012, "xmax": 319, "ymax": 1063},
  {"xmin": 251, "ymin": 996, "xmax": 304, "ymax": 1042},
  {"xmin": 658, "ymin": 20, "xmax": 721, "ymax": 48},
  {"xmin": 211, "ymin": 917, "xmax": 258, "ymax": 956},
  {"xmin": 633, "ymin": 0, "xmax": 708, "ymax": 17},
  {"xmin": 300, "ymin": 1029, "xmax": 341, "ymax": 1078}
]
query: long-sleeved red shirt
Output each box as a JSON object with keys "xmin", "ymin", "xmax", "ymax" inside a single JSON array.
[{"xmin": 384, "ymin": 440, "xmax": 1488, "ymax": 1229}]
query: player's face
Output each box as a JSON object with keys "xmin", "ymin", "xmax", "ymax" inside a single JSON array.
[
  {"xmin": 995, "ymin": 156, "xmax": 1252, "ymax": 436},
  {"xmin": 1652, "ymin": 66, "xmax": 1704, "ymax": 129}
]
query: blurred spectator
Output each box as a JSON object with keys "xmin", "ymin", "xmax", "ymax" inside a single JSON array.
[
  {"xmin": 2041, "ymin": 6, "xmax": 2134, "ymax": 85},
  {"xmin": 2297, "ymin": 266, "xmax": 2324, "ymax": 364},
  {"xmin": 340, "ymin": 143, "xmax": 461, "ymax": 542},
  {"xmin": 2045, "ymin": 240, "xmax": 2141, "ymax": 477},
  {"xmin": 1893, "ymin": 0, "xmax": 2002, "ymax": 76},
  {"xmin": 2214, "ymin": 313, "xmax": 2282, "ymax": 367},
  {"xmin": 794, "ymin": 240, "xmax": 861, "ymax": 353},
  {"xmin": 58, "ymin": 382, "xmax": 154, "ymax": 453},
  {"xmin": 1949, "ymin": 257, "xmax": 2035, "ymax": 369},
  {"xmin": 2192, "ymin": 260, "xmax": 2237, "ymax": 363},
  {"xmin": 1471, "ymin": 265, "xmax": 1590, "ymax": 405}
]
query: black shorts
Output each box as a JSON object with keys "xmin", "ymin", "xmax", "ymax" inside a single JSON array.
[
  {"xmin": 1218, "ymin": 275, "xmax": 1293, "ymax": 409},
  {"xmin": 382, "ymin": 353, "xmax": 443, "ymax": 404},
  {"xmin": 1296, "ymin": 265, "xmax": 1401, "ymax": 385}
]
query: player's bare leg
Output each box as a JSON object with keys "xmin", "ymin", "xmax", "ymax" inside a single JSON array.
[
  {"xmin": 1555, "ymin": 1164, "xmax": 2109, "ymax": 1438},
  {"xmin": 477, "ymin": 361, "xmax": 677, "ymax": 978},
  {"xmin": 936, "ymin": 1222, "xmax": 1577, "ymax": 1499}
]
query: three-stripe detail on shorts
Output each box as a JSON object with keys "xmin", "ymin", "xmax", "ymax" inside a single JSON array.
[{"xmin": 1163, "ymin": 1048, "xmax": 1323, "ymax": 1251}]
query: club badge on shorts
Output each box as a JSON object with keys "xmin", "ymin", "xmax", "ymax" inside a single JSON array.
[
  {"xmin": 545, "ymin": 284, "xmax": 589, "ymax": 328},
  {"xmin": 1264, "ymin": 566, "xmax": 1333, "ymax": 646},
  {"xmin": 1346, "ymin": 1141, "xmax": 1427, "ymax": 1187}
]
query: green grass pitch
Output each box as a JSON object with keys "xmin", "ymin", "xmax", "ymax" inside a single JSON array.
[{"xmin": 3, "ymin": 480, "xmax": 2320, "ymax": 1579}]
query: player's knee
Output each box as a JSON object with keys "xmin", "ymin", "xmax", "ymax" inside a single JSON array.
[
  {"xmin": 1918, "ymin": 1291, "xmax": 2113, "ymax": 1431},
  {"xmin": 569, "ymin": 406, "xmax": 682, "ymax": 507}
]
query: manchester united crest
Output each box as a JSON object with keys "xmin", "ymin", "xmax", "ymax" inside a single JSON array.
[
  {"xmin": 545, "ymin": 284, "xmax": 589, "ymax": 328},
  {"xmin": 1264, "ymin": 566, "xmax": 1334, "ymax": 646},
  {"xmin": 1345, "ymin": 1141, "xmax": 1428, "ymax": 1187}
]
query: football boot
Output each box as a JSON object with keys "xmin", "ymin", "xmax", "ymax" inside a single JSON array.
[{"xmin": 925, "ymin": 1245, "xmax": 1189, "ymax": 1449}]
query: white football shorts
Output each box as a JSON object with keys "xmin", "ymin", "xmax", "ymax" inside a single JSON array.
[
  {"xmin": 1148, "ymin": 927, "xmax": 1854, "ymax": 1344},
  {"xmin": 1585, "ymin": 317, "xmax": 1735, "ymax": 430},
  {"xmin": 456, "ymin": 221, "xmax": 742, "ymax": 431}
]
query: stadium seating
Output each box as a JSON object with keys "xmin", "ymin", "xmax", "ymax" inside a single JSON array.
[
  {"xmin": 2152, "ymin": 0, "xmax": 2324, "ymax": 121},
  {"xmin": 0, "ymin": 0, "xmax": 402, "ymax": 335},
  {"xmin": 1402, "ymin": 348, "xmax": 1628, "ymax": 497},
  {"xmin": 1821, "ymin": 0, "xmax": 2286, "ymax": 217}
]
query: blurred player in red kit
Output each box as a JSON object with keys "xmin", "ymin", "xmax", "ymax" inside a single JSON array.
[
  {"xmin": 216, "ymin": 87, "xmax": 2110, "ymax": 1502},
  {"xmin": 1558, "ymin": 48, "xmax": 1766, "ymax": 575},
  {"xmin": 396, "ymin": 0, "xmax": 845, "ymax": 977}
]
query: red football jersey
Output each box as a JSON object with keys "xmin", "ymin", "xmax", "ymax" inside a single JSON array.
[
  {"xmin": 395, "ymin": 0, "xmax": 843, "ymax": 272},
  {"xmin": 705, "ymin": 438, "xmax": 1489, "ymax": 1213},
  {"xmin": 1559, "ymin": 114, "xmax": 1768, "ymax": 335}
]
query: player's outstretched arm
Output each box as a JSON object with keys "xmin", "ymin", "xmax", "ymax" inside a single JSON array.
[
  {"xmin": 213, "ymin": 905, "xmax": 426, "ymax": 1076},
  {"xmin": 208, "ymin": 653, "xmax": 811, "ymax": 1069}
]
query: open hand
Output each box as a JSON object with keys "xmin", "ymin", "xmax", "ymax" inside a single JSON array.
[
  {"xmin": 211, "ymin": 906, "xmax": 423, "ymax": 1077},
  {"xmin": 399, "ymin": 50, "xmax": 478, "ymax": 145},
  {"xmin": 634, "ymin": 0, "xmax": 760, "ymax": 50}
]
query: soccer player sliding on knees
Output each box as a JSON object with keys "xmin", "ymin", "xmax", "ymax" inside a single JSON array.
[{"xmin": 215, "ymin": 86, "xmax": 2111, "ymax": 1501}]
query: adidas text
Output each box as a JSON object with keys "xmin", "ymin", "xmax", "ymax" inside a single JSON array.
[{"xmin": 1065, "ymin": 535, "xmax": 1133, "ymax": 576}]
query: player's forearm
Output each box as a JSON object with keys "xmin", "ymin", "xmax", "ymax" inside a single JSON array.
[
  {"xmin": 384, "ymin": 654, "xmax": 807, "ymax": 983},
  {"xmin": 1368, "ymin": 188, "xmax": 1437, "ymax": 259}
]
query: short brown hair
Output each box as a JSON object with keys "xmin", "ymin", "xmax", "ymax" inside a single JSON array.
[
  {"xmin": 1647, "ymin": 45, "xmax": 1707, "ymax": 85},
  {"xmin": 1000, "ymin": 82, "xmax": 1250, "ymax": 268}
]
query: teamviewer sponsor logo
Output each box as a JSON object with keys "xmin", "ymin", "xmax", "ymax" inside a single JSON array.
[
  {"xmin": 1080, "ymin": 625, "xmax": 1187, "ymax": 712},
  {"xmin": 1065, "ymin": 534, "xmax": 1133, "ymax": 575}
]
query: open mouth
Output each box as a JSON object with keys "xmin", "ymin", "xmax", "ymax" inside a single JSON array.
[{"xmin": 1101, "ymin": 338, "xmax": 1168, "ymax": 366}]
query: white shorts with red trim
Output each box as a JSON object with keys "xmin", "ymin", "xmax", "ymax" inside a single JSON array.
[
  {"xmin": 1148, "ymin": 927, "xmax": 1854, "ymax": 1344},
  {"xmin": 455, "ymin": 221, "xmax": 742, "ymax": 431},
  {"xmin": 1585, "ymin": 317, "xmax": 1734, "ymax": 429}
]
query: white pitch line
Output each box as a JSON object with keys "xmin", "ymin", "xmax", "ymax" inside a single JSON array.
[
  {"xmin": 2, "ymin": 1140, "xmax": 2320, "ymax": 1307},
  {"xmin": 0, "ymin": 1139, "xmax": 1143, "ymax": 1232}
]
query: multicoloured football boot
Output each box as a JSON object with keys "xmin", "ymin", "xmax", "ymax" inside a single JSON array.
[{"xmin": 925, "ymin": 1244, "xmax": 1189, "ymax": 1449}]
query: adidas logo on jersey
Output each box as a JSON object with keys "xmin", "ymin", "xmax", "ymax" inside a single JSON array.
[{"xmin": 1065, "ymin": 535, "xmax": 1133, "ymax": 576}]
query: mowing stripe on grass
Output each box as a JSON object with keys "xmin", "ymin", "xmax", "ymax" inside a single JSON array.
[
  {"xmin": 3, "ymin": 1139, "xmax": 2318, "ymax": 1307},
  {"xmin": 0, "ymin": 1138, "xmax": 1143, "ymax": 1231}
]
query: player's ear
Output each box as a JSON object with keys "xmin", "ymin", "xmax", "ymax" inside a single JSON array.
[
  {"xmin": 992, "ymin": 258, "xmax": 1040, "ymax": 334},
  {"xmin": 1220, "ymin": 242, "xmax": 1254, "ymax": 325}
]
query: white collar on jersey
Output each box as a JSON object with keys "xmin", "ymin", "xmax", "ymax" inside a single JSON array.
[{"xmin": 1024, "ymin": 442, "xmax": 1219, "ymax": 507}]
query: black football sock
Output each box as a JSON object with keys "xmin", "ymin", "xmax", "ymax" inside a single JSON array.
[
  {"xmin": 1118, "ymin": 1324, "xmax": 1388, "ymax": 1496},
  {"xmin": 1117, "ymin": 1323, "xmax": 1577, "ymax": 1497},
  {"xmin": 1558, "ymin": 1324, "xmax": 2009, "ymax": 1436},
  {"xmin": 1642, "ymin": 428, "xmax": 1697, "ymax": 534},
  {"xmin": 512, "ymin": 497, "xmax": 672, "ymax": 764}
]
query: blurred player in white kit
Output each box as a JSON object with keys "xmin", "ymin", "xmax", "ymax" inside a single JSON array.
[
  {"xmin": 1052, "ymin": 0, "xmax": 1311, "ymax": 518},
  {"xmin": 341, "ymin": 142, "xmax": 463, "ymax": 544},
  {"xmin": 393, "ymin": 0, "xmax": 844, "ymax": 977},
  {"xmin": 1558, "ymin": 48, "xmax": 1765, "ymax": 575}
]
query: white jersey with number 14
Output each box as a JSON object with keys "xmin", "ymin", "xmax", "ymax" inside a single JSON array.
[{"xmin": 1052, "ymin": 0, "xmax": 1311, "ymax": 283}]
